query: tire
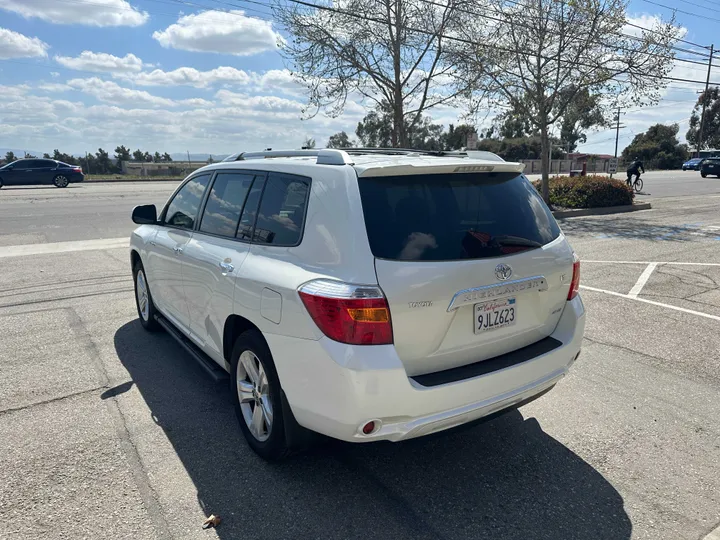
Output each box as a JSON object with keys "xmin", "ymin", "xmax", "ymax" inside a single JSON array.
[
  {"xmin": 701, "ymin": 172, "xmax": 707, "ymax": 178},
  {"xmin": 133, "ymin": 261, "xmax": 160, "ymax": 331},
  {"xmin": 682, "ymin": 167, "xmax": 686, "ymax": 171},
  {"xmin": 53, "ymin": 175, "xmax": 69, "ymax": 188},
  {"xmin": 0, "ymin": 178, "xmax": 3, "ymax": 189},
  {"xmin": 634, "ymin": 178, "xmax": 643, "ymax": 193},
  {"xmin": 231, "ymin": 330, "xmax": 295, "ymax": 461}
]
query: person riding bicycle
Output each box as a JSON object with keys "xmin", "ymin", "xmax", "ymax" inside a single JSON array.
[{"xmin": 626, "ymin": 157, "xmax": 645, "ymax": 186}]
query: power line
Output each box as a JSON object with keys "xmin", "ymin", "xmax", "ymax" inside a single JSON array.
[
  {"xmin": 640, "ymin": 0, "xmax": 720, "ymax": 25},
  {"xmin": 278, "ymin": 0, "xmax": 720, "ymax": 86}
]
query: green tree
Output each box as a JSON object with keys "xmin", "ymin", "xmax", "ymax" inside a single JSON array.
[
  {"xmin": 143, "ymin": 151, "xmax": 153, "ymax": 162},
  {"xmin": 114, "ymin": 145, "xmax": 131, "ymax": 162},
  {"xmin": 445, "ymin": 124, "xmax": 478, "ymax": 150},
  {"xmin": 477, "ymin": 135, "xmax": 563, "ymax": 161},
  {"xmin": 162, "ymin": 152, "xmax": 173, "ymax": 162},
  {"xmin": 24, "ymin": 153, "xmax": 37, "ymax": 158},
  {"xmin": 153, "ymin": 151, "xmax": 162, "ymax": 163},
  {"xmin": 302, "ymin": 137, "xmax": 316, "ymax": 149},
  {"xmin": 356, "ymin": 104, "xmax": 447, "ymax": 150},
  {"xmin": 132, "ymin": 149, "xmax": 144, "ymax": 162},
  {"xmin": 43, "ymin": 153, "xmax": 51, "ymax": 159},
  {"xmin": 556, "ymin": 88, "xmax": 608, "ymax": 153},
  {"xmin": 686, "ymin": 87, "xmax": 720, "ymax": 152},
  {"xmin": 4, "ymin": 151, "xmax": 17, "ymax": 163},
  {"xmin": 327, "ymin": 131, "xmax": 353, "ymax": 148},
  {"xmin": 52, "ymin": 149, "xmax": 78, "ymax": 165},
  {"xmin": 622, "ymin": 123, "xmax": 689, "ymax": 170},
  {"xmin": 95, "ymin": 148, "xmax": 113, "ymax": 174}
]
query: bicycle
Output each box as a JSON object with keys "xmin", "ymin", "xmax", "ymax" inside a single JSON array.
[{"xmin": 626, "ymin": 173, "xmax": 643, "ymax": 193}]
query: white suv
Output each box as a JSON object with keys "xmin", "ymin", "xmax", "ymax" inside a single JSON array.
[{"xmin": 130, "ymin": 149, "xmax": 585, "ymax": 460}]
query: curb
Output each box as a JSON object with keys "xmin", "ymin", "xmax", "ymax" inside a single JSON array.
[{"xmin": 552, "ymin": 202, "xmax": 652, "ymax": 219}]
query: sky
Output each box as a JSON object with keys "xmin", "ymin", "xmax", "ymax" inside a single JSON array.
[{"xmin": 0, "ymin": 0, "xmax": 718, "ymax": 157}]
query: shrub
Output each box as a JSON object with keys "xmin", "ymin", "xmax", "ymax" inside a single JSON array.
[{"xmin": 533, "ymin": 175, "xmax": 634, "ymax": 209}]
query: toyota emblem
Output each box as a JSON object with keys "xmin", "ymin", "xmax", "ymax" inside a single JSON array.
[{"xmin": 495, "ymin": 263, "xmax": 513, "ymax": 281}]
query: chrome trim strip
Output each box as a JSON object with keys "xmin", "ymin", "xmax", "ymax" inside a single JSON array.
[{"xmin": 447, "ymin": 275, "xmax": 548, "ymax": 312}]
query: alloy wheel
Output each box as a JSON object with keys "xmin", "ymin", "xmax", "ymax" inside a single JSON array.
[
  {"xmin": 236, "ymin": 350, "xmax": 273, "ymax": 442},
  {"xmin": 136, "ymin": 270, "xmax": 149, "ymax": 321}
]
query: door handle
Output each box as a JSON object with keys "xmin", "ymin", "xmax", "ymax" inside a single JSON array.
[
  {"xmin": 219, "ymin": 261, "xmax": 234, "ymax": 273},
  {"xmin": 173, "ymin": 245, "xmax": 184, "ymax": 254},
  {"xmin": 149, "ymin": 241, "xmax": 157, "ymax": 246}
]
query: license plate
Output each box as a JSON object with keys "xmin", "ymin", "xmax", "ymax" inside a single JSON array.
[{"xmin": 474, "ymin": 297, "xmax": 517, "ymax": 334}]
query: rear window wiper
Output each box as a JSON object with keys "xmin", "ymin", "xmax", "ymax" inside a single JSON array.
[{"xmin": 490, "ymin": 235, "xmax": 543, "ymax": 248}]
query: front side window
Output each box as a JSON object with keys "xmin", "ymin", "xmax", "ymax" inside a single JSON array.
[
  {"xmin": 252, "ymin": 173, "xmax": 310, "ymax": 246},
  {"xmin": 164, "ymin": 174, "xmax": 211, "ymax": 230},
  {"xmin": 12, "ymin": 160, "xmax": 32, "ymax": 170},
  {"xmin": 199, "ymin": 172, "xmax": 254, "ymax": 237}
]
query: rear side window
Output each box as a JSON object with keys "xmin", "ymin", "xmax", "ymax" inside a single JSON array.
[
  {"xmin": 164, "ymin": 174, "xmax": 212, "ymax": 230},
  {"xmin": 237, "ymin": 177, "xmax": 266, "ymax": 241},
  {"xmin": 252, "ymin": 173, "xmax": 310, "ymax": 246},
  {"xmin": 358, "ymin": 173, "xmax": 560, "ymax": 261},
  {"xmin": 199, "ymin": 172, "xmax": 254, "ymax": 237}
]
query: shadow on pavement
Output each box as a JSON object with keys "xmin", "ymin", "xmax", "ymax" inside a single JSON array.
[
  {"xmin": 559, "ymin": 217, "xmax": 718, "ymax": 242},
  {"xmin": 114, "ymin": 320, "xmax": 631, "ymax": 540}
]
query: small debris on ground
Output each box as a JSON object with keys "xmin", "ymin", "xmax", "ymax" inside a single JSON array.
[{"xmin": 202, "ymin": 514, "xmax": 221, "ymax": 529}]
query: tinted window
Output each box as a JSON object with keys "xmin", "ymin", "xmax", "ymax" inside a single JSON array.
[
  {"xmin": 37, "ymin": 160, "xmax": 56, "ymax": 168},
  {"xmin": 199, "ymin": 172, "xmax": 254, "ymax": 237},
  {"xmin": 358, "ymin": 173, "xmax": 561, "ymax": 261},
  {"xmin": 164, "ymin": 174, "xmax": 211, "ymax": 230},
  {"xmin": 12, "ymin": 160, "xmax": 32, "ymax": 170},
  {"xmin": 252, "ymin": 174, "xmax": 310, "ymax": 245},
  {"xmin": 237, "ymin": 177, "xmax": 266, "ymax": 241}
]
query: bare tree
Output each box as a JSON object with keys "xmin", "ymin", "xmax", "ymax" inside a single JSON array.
[
  {"xmin": 274, "ymin": 0, "xmax": 484, "ymax": 147},
  {"xmin": 452, "ymin": 0, "xmax": 682, "ymax": 201}
]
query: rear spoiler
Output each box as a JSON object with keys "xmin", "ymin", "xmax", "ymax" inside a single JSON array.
[{"xmin": 357, "ymin": 161, "xmax": 526, "ymax": 178}]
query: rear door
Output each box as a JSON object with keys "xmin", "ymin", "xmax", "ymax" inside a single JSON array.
[
  {"xmin": 36, "ymin": 159, "xmax": 58, "ymax": 184},
  {"xmin": 358, "ymin": 171, "xmax": 574, "ymax": 377}
]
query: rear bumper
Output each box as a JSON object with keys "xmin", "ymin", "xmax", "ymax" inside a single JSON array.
[
  {"xmin": 268, "ymin": 295, "xmax": 585, "ymax": 443},
  {"xmin": 70, "ymin": 174, "xmax": 85, "ymax": 183}
]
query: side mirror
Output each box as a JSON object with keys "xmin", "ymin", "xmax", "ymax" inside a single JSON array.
[{"xmin": 132, "ymin": 204, "xmax": 157, "ymax": 225}]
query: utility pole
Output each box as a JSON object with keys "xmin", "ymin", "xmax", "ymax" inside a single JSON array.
[
  {"xmin": 187, "ymin": 150, "xmax": 191, "ymax": 168},
  {"xmin": 610, "ymin": 107, "xmax": 626, "ymax": 179},
  {"xmin": 697, "ymin": 44, "xmax": 714, "ymax": 158}
]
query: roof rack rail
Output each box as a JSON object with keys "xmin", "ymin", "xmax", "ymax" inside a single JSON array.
[
  {"xmin": 342, "ymin": 147, "xmax": 467, "ymax": 157},
  {"xmin": 221, "ymin": 149, "xmax": 354, "ymax": 165}
]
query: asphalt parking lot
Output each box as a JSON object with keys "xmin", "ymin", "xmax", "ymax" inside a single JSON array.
[{"xmin": 1, "ymin": 175, "xmax": 720, "ymax": 540}]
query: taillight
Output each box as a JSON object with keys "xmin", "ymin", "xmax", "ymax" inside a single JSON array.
[
  {"xmin": 568, "ymin": 253, "xmax": 580, "ymax": 300},
  {"xmin": 298, "ymin": 279, "xmax": 393, "ymax": 345}
]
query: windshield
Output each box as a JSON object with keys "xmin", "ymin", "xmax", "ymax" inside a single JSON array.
[{"xmin": 358, "ymin": 172, "xmax": 561, "ymax": 261}]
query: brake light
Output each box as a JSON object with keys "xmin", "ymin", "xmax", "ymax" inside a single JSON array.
[
  {"xmin": 298, "ymin": 280, "xmax": 393, "ymax": 345},
  {"xmin": 568, "ymin": 253, "xmax": 581, "ymax": 300}
]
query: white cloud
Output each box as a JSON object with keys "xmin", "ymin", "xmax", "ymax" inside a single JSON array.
[
  {"xmin": 123, "ymin": 66, "xmax": 251, "ymax": 87},
  {"xmin": 67, "ymin": 78, "xmax": 176, "ymax": 107},
  {"xmin": 215, "ymin": 90, "xmax": 304, "ymax": 113},
  {"xmin": 0, "ymin": 0, "xmax": 148, "ymax": 26},
  {"xmin": 37, "ymin": 83, "xmax": 72, "ymax": 92},
  {"xmin": 0, "ymin": 28, "xmax": 48, "ymax": 59},
  {"xmin": 56, "ymin": 51, "xmax": 144, "ymax": 73},
  {"xmin": 152, "ymin": 10, "xmax": 282, "ymax": 56}
]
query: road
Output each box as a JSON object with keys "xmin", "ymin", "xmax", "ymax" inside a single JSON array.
[{"xmin": 1, "ymin": 181, "xmax": 720, "ymax": 540}]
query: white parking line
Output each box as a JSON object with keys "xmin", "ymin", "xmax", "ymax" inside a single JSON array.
[
  {"xmin": 585, "ymin": 260, "xmax": 720, "ymax": 266},
  {"xmin": 0, "ymin": 238, "xmax": 128, "ymax": 258},
  {"xmin": 580, "ymin": 285, "xmax": 720, "ymax": 322},
  {"xmin": 628, "ymin": 263, "xmax": 658, "ymax": 298},
  {"xmin": 704, "ymin": 524, "xmax": 720, "ymax": 540}
]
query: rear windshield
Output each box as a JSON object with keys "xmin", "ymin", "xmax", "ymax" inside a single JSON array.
[{"xmin": 358, "ymin": 172, "xmax": 561, "ymax": 261}]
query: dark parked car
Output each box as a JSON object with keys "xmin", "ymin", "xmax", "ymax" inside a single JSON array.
[
  {"xmin": 682, "ymin": 158, "xmax": 703, "ymax": 171},
  {"xmin": 0, "ymin": 158, "xmax": 84, "ymax": 188},
  {"xmin": 700, "ymin": 157, "xmax": 720, "ymax": 178}
]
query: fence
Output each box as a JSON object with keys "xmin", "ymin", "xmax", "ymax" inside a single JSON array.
[
  {"xmin": 120, "ymin": 161, "xmax": 209, "ymax": 176},
  {"xmin": 520, "ymin": 158, "xmax": 623, "ymax": 175}
]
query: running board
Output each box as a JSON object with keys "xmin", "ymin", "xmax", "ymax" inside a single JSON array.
[{"xmin": 154, "ymin": 314, "xmax": 229, "ymax": 382}]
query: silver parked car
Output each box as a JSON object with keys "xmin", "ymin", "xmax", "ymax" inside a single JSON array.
[{"xmin": 129, "ymin": 148, "xmax": 585, "ymax": 460}]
